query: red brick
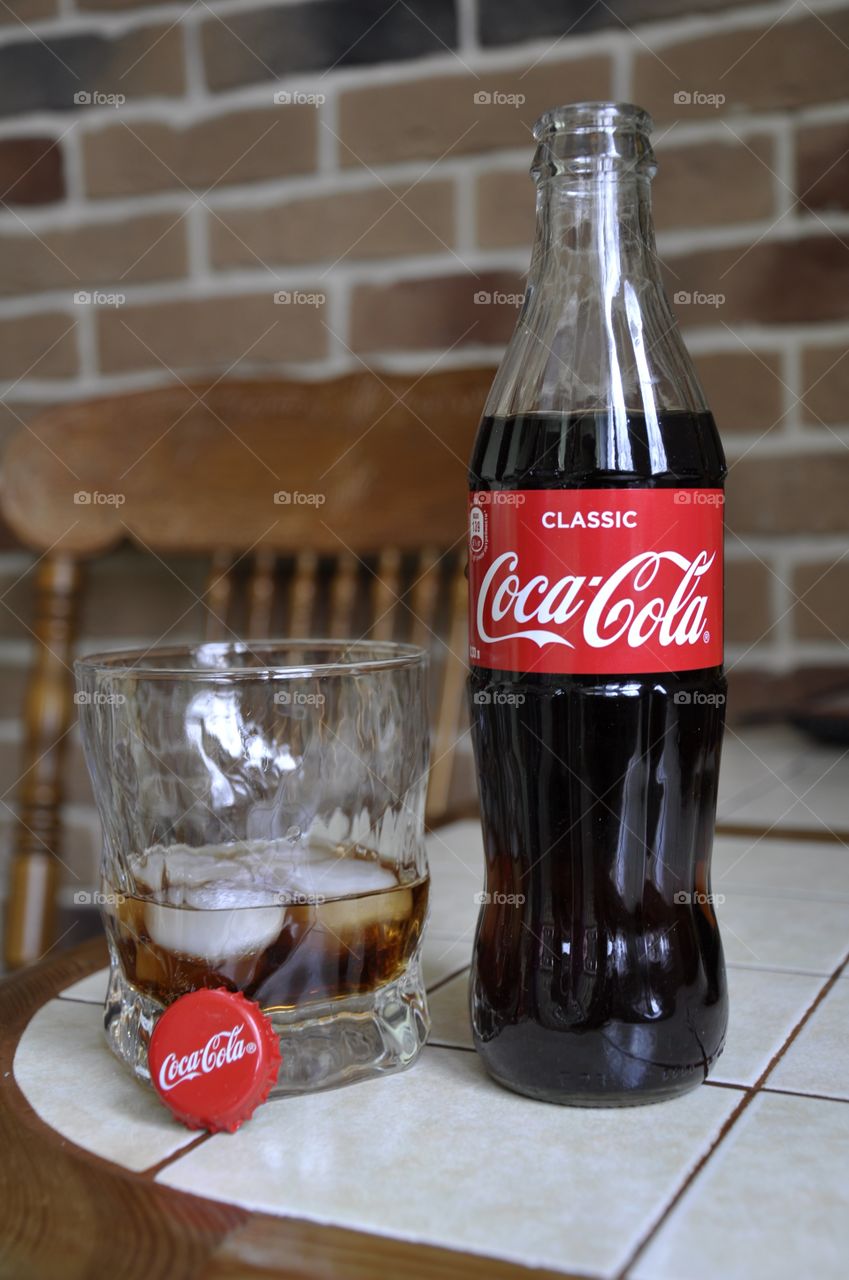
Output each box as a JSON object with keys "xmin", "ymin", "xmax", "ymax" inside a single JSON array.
[
  {"xmin": 791, "ymin": 560, "xmax": 849, "ymax": 642},
  {"xmin": 653, "ymin": 135, "xmax": 775, "ymax": 231},
  {"xmin": 97, "ymin": 292, "xmax": 327, "ymax": 374},
  {"xmin": 666, "ymin": 237, "xmax": 849, "ymax": 327},
  {"xmin": 726, "ymin": 452, "xmax": 849, "ymax": 535},
  {"xmin": 0, "ymin": 313, "xmax": 77, "ymax": 380},
  {"xmin": 0, "ymin": 213, "xmax": 187, "ymax": 297},
  {"xmin": 0, "ymin": 0, "xmax": 56, "ymax": 22},
  {"xmin": 796, "ymin": 121, "xmax": 849, "ymax": 213},
  {"xmin": 210, "ymin": 179, "xmax": 455, "ymax": 269},
  {"xmin": 83, "ymin": 108, "xmax": 316, "ymax": 199},
  {"xmin": 635, "ymin": 10, "xmax": 849, "ymax": 120},
  {"xmin": 350, "ymin": 271, "xmax": 524, "ymax": 354},
  {"xmin": 726, "ymin": 559, "xmax": 772, "ymax": 644},
  {"xmin": 338, "ymin": 57, "xmax": 611, "ymax": 167},
  {"xmin": 800, "ymin": 345, "xmax": 849, "ymax": 427},
  {"xmin": 476, "ymin": 168, "xmax": 532, "ymax": 250},
  {"xmin": 0, "ymin": 137, "xmax": 64, "ymax": 206},
  {"xmin": 201, "ymin": 0, "xmax": 457, "ymax": 92},
  {"xmin": 0, "ymin": 23, "xmax": 184, "ymax": 116},
  {"xmin": 694, "ymin": 351, "xmax": 784, "ymax": 433}
]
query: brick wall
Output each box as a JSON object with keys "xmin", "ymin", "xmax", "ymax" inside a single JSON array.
[{"xmin": 1, "ymin": 0, "xmax": 848, "ymax": 899}]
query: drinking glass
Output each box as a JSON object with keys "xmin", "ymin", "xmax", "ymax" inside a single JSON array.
[{"xmin": 75, "ymin": 640, "xmax": 430, "ymax": 1094}]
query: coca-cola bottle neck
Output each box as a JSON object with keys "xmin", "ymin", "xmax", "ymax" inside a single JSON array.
[
  {"xmin": 530, "ymin": 172, "xmax": 658, "ymax": 291},
  {"xmin": 530, "ymin": 101, "xmax": 658, "ymax": 283},
  {"xmin": 483, "ymin": 102, "xmax": 708, "ymax": 425}
]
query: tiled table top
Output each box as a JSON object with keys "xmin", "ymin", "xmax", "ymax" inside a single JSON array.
[
  {"xmin": 15, "ymin": 785, "xmax": 849, "ymax": 1279},
  {"xmin": 717, "ymin": 725, "xmax": 849, "ymax": 837}
]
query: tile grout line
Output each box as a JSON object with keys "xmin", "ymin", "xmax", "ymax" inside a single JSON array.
[
  {"xmin": 425, "ymin": 963, "xmax": 471, "ymax": 997},
  {"xmin": 716, "ymin": 822, "xmax": 849, "ymax": 845},
  {"xmin": 614, "ymin": 941, "xmax": 849, "ymax": 1279},
  {"xmin": 140, "ymin": 1130, "xmax": 214, "ymax": 1180},
  {"xmin": 761, "ymin": 1084, "xmax": 849, "ymax": 1105}
]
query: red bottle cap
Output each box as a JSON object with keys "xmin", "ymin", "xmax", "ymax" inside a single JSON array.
[{"xmin": 148, "ymin": 988, "xmax": 281, "ymax": 1134}]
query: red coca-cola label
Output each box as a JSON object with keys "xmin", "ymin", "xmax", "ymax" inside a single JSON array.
[{"xmin": 468, "ymin": 489, "xmax": 723, "ymax": 675}]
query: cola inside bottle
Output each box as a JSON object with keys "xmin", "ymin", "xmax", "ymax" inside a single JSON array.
[{"xmin": 468, "ymin": 103, "xmax": 728, "ymax": 1105}]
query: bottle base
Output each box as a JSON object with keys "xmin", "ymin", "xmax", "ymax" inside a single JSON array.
[
  {"xmin": 476, "ymin": 1030, "xmax": 727, "ymax": 1108},
  {"xmin": 481, "ymin": 1065, "xmax": 713, "ymax": 1107},
  {"xmin": 104, "ymin": 951, "xmax": 430, "ymax": 1096}
]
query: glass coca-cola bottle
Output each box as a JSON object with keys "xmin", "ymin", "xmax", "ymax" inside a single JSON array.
[{"xmin": 468, "ymin": 102, "xmax": 728, "ymax": 1105}]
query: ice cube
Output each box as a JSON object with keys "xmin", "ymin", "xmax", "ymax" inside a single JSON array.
[
  {"xmin": 145, "ymin": 900, "xmax": 285, "ymax": 962},
  {"xmin": 133, "ymin": 839, "xmax": 295, "ymax": 961},
  {"xmin": 132, "ymin": 838, "xmax": 302, "ymax": 906},
  {"xmin": 293, "ymin": 855, "xmax": 412, "ymax": 931},
  {"xmin": 290, "ymin": 855, "xmax": 398, "ymax": 902}
]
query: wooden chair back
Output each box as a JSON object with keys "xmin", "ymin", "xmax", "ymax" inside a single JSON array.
[{"xmin": 1, "ymin": 368, "xmax": 492, "ymax": 968}]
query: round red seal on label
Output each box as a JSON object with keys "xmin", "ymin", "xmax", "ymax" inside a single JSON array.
[{"xmin": 148, "ymin": 988, "xmax": 281, "ymax": 1134}]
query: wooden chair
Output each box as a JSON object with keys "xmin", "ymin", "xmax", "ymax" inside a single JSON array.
[{"xmin": 0, "ymin": 367, "xmax": 493, "ymax": 969}]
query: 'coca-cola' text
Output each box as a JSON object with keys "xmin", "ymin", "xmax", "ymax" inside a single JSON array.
[{"xmin": 157, "ymin": 1022, "xmax": 257, "ymax": 1093}]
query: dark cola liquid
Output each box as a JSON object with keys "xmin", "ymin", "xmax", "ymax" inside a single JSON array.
[
  {"xmin": 469, "ymin": 409, "xmax": 728, "ymax": 1105},
  {"xmin": 105, "ymin": 843, "xmax": 429, "ymax": 1013}
]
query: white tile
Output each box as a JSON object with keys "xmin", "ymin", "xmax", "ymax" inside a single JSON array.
[
  {"xmin": 719, "ymin": 892, "xmax": 849, "ymax": 975},
  {"xmin": 717, "ymin": 727, "xmax": 809, "ymax": 822},
  {"xmin": 713, "ymin": 968, "xmax": 822, "ymax": 1087},
  {"xmin": 421, "ymin": 820, "xmax": 482, "ymax": 989},
  {"xmin": 631, "ymin": 1092, "xmax": 849, "ymax": 1280},
  {"xmin": 158, "ymin": 1047, "xmax": 740, "ymax": 1279},
  {"xmin": 767, "ymin": 749, "xmax": 849, "ymax": 836},
  {"xmin": 719, "ymin": 732, "xmax": 849, "ymax": 836},
  {"xmin": 725, "ymin": 786, "xmax": 848, "ymax": 838},
  {"xmin": 768, "ymin": 975, "xmax": 849, "ymax": 1101},
  {"xmin": 428, "ymin": 969, "xmax": 472, "ymax": 1048},
  {"xmin": 422, "ymin": 932, "xmax": 473, "ymax": 990},
  {"xmin": 428, "ymin": 966, "xmax": 822, "ymax": 1089},
  {"xmin": 13, "ymin": 999, "xmax": 197, "ymax": 1172},
  {"xmin": 57, "ymin": 967, "xmax": 109, "ymax": 1004},
  {"xmin": 713, "ymin": 835, "xmax": 849, "ymax": 900},
  {"xmin": 426, "ymin": 820, "xmax": 485, "ymax": 875},
  {"xmin": 427, "ymin": 819, "xmax": 481, "ymax": 942}
]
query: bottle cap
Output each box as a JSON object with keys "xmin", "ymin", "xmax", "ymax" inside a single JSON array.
[{"xmin": 148, "ymin": 988, "xmax": 281, "ymax": 1134}]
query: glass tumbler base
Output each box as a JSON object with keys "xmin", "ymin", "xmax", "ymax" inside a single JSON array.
[{"xmin": 104, "ymin": 956, "xmax": 430, "ymax": 1097}]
